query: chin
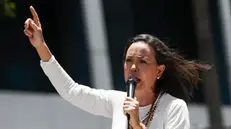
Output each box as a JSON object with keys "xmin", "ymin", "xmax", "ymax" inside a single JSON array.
[{"xmin": 135, "ymin": 83, "xmax": 143, "ymax": 91}]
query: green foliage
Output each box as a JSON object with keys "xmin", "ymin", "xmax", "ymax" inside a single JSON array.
[{"xmin": 4, "ymin": 0, "xmax": 16, "ymax": 18}]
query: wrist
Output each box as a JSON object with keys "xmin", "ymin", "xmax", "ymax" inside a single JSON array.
[
  {"xmin": 35, "ymin": 41, "xmax": 52, "ymax": 62},
  {"xmin": 35, "ymin": 41, "xmax": 46, "ymax": 50},
  {"xmin": 132, "ymin": 122, "xmax": 146, "ymax": 129}
]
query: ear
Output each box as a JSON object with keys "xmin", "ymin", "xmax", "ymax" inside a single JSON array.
[{"xmin": 157, "ymin": 64, "xmax": 165, "ymax": 79}]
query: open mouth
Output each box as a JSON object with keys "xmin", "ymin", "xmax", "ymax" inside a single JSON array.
[{"xmin": 136, "ymin": 78, "xmax": 141, "ymax": 84}]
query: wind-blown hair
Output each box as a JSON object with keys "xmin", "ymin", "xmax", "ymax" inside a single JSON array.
[{"xmin": 123, "ymin": 34, "xmax": 211, "ymax": 102}]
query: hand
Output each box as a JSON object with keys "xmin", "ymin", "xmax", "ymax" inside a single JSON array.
[
  {"xmin": 123, "ymin": 97, "xmax": 141, "ymax": 128},
  {"xmin": 24, "ymin": 6, "xmax": 44, "ymax": 48}
]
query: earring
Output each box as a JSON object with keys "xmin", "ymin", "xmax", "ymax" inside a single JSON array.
[{"xmin": 157, "ymin": 77, "xmax": 160, "ymax": 79}]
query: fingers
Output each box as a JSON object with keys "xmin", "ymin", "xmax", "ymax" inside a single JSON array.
[
  {"xmin": 24, "ymin": 18, "xmax": 31, "ymax": 29},
  {"xmin": 24, "ymin": 30, "xmax": 32, "ymax": 38},
  {"xmin": 123, "ymin": 97, "xmax": 139, "ymax": 115},
  {"xmin": 124, "ymin": 101, "xmax": 137, "ymax": 107},
  {"xmin": 124, "ymin": 100, "xmax": 139, "ymax": 106},
  {"xmin": 24, "ymin": 23, "xmax": 32, "ymax": 37},
  {"xmin": 123, "ymin": 104, "xmax": 137, "ymax": 116},
  {"xmin": 25, "ymin": 18, "xmax": 38, "ymax": 29},
  {"xmin": 124, "ymin": 106, "xmax": 136, "ymax": 114},
  {"xmin": 24, "ymin": 18, "xmax": 39, "ymax": 38},
  {"xmin": 24, "ymin": 18, "xmax": 33, "ymax": 37},
  {"xmin": 28, "ymin": 19, "xmax": 39, "ymax": 30},
  {"xmin": 124, "ymin": 97, "xmax": 139, "ymax": 104},
  {"xmin": 30, "ymin": 6, "xmax": 40, "ymax": 26}
]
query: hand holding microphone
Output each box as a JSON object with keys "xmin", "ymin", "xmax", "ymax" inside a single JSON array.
[{"xmin": 123, "ymin": 75, "xmax": 141, "ymax": 128}]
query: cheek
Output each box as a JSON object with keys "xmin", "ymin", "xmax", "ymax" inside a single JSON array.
[
  {"xmin": 143, "ymin": 67, "xmax": 158, "ymax": 82},
  {"xmin": 123, "ymin": 63, "xmax": 129, "ymax": 80}
]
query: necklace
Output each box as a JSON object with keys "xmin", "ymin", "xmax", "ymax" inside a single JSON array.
[
  {"xmin": 129, "ymin": 91, "xmax": 164, "ymax": 129},
  {"xmin": 142, "ymin": 91, "xmax": 164, "ymax": 127}
]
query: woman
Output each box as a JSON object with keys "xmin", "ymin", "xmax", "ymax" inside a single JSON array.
[{"xmin": 24, "ymin": 6, "xmax": 210, "ymax": 129}]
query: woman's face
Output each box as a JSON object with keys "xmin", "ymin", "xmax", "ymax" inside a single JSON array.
[{"xmin": 124, "ymin": 42, "xmax": 165, "ymax": 93}]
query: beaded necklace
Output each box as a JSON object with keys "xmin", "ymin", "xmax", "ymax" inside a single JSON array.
[{"xmin": 129, "ymin": 91, "xmax": 164, "ymax": 129}]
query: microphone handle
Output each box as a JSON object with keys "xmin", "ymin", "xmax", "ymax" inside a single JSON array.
[
  {"xmin": 127, "ymin": 83, "xmax": 135, "ymax": 98},
  {"xmin": 127, "ymin": 114, "xmax": 130, "ymax": 129},
  {"xmin": 127, "ymin": 83, "xmax": 135, "ymax": 129}
]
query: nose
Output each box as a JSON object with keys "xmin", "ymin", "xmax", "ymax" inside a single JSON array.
[{"xmin": 130, "ymin": 64, "xmax": 138, "ymax": 72}]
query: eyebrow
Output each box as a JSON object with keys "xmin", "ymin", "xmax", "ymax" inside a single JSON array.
[{"xmin": 126, "ymin": 55, "xmax": 149, "ymax": 60}]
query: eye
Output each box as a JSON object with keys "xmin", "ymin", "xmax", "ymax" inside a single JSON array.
[
  {"xmin": 125, "ymin": 58, "xmax": 132, "ymax": 62},
  {"xmin": 140, "ymin": 60, "xmax": 147, "ymax": 64}
]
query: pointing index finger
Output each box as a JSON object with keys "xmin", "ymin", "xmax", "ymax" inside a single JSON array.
[{"xmin": 30, "ymin": 6, "xmax": 40, "ymax": 26}]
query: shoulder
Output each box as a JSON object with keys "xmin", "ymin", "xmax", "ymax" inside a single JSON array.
[
  {"xmin": 160, "ymin": 93, "xmax": 189, "ymax": 119},
  {"xmin": 160, "ymin": 93, "xmax": 187, "ymax": 109},
  {"xmin": 159, "ymin": 93, "xmax": 190, "ymax": 128},
  {"xmin": 158, "ymin": 93, "xmax": 189, "ymax": 117}
]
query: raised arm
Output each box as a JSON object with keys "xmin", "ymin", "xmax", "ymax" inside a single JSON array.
[{"xmin": 24, "ymin": 6, "xmax": 113, "ymax": 118}]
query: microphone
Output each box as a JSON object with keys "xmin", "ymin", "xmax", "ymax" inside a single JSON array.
[
  {"xmin": 126, "ymin": 75, "xmax": 137, "ymax": 98},
  {"xmin": 126, "ymin": 75, "xmax": 137, "ymax": 128}
]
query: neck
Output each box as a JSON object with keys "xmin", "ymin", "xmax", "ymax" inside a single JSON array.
[{"xmin": 135, "ymin": 90, "xmax": 156, "ymax": 107}]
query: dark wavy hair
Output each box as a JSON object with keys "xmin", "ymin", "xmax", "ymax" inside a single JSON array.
[{"xmin": 123, "ymin": 34, "xmax": 211, "ymax": 102}]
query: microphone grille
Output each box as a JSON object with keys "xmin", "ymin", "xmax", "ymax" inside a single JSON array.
[{"xmin": 127, "ymin": 74, "xmax": 137, "ymax": 84}]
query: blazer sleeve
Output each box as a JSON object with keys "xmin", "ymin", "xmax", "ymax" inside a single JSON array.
[{"xmin": 40, "ymin": 55, "xmax": 113, "ymax": 118}]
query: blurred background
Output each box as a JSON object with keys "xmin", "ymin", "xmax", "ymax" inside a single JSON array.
[{"xmin": 0, "ymin": 0, "xmax": 230, "ymax": 129}]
